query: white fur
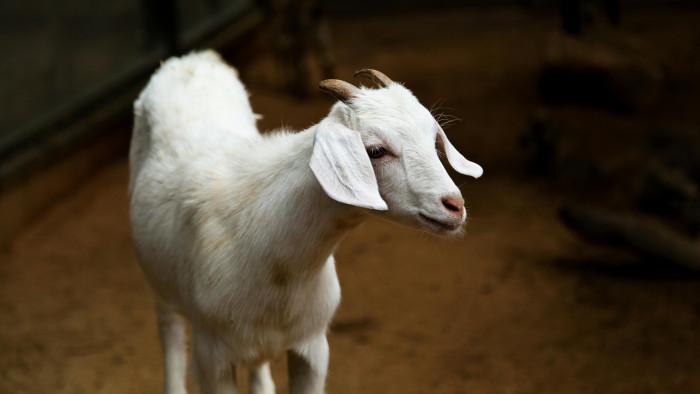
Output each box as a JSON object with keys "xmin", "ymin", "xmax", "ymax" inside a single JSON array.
[{"xmin": 129, "ymin": 50, "xmax": 482, "ymax": 394}]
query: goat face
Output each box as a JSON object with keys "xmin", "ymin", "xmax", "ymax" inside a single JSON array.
[{"xmin": 311, "ymin": 72, "xmax": 482, "ymax": 235}]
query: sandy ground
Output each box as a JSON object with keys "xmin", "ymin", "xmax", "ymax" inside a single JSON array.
[{"xmin": 2, "ymin": 7, "xmax": 700, "ymax": 394}]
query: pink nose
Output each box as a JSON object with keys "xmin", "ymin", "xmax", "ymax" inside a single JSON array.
[{"xmin": 442, "ymin": 195, "xmax": 465, "ymax": 219}]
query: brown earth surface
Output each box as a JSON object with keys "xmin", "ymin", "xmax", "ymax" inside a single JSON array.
[{"xmin": 2, "ymin": 7, "xmax": 699, "ymax": 394}]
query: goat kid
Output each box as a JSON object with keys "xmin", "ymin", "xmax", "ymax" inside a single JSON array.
[{"xmin": 129, "ymin": 50, "xmax": 482, "ymax": 394}]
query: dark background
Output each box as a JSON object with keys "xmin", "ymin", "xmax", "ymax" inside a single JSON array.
[{"xmin": 1, "ymin": 1, "xmax": 699, "ymax": 392}]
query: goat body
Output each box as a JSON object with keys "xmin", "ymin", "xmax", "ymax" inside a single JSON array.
[{"xmin": 129, "ymin": 50, "xmax": 481, "ymax": 394}]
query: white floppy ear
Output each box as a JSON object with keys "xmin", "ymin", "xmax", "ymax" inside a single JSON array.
[
  {"xmin": 437, "ymin": 126, "xmax": 483, "ymax": 178},
  {"xmin": 310, "ymin": 119, "xmax": 388, "ymax": 210}
]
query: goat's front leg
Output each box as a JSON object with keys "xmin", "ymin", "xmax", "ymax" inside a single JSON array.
[
  {"xmin": 192, "ymin": 328, "xmax": 239, "ymax": 394},
  {"xmin": 287, "ymin": 334, "xmax": 329, "ymax": 394},
  {"xmin": 249, "ymin": 362, "xmax": 275, "ymax": 394}
]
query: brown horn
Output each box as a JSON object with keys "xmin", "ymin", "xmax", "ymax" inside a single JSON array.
[
  {"xmin": 319, "ymin": 79, "xmax": 359, "ymax": 104},
  {"xmin": 353, "ymin": 69, "xmax": 393, "ymax": 88}
]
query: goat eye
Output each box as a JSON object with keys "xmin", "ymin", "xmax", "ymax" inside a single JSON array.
[{"xmin": 367, "ymin": 146, "xmax": 386, "ymax": 159}]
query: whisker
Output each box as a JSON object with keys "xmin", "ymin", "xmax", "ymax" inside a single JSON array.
[
  {"xmin": 429, "ymin": 98, "xmax": 446, "ymax": 114},
  {"xmin": 434, "ymin": 112, "xmax": 462, "ymax": 129}
]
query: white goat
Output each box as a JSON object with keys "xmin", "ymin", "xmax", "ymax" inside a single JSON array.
[{"xmin": 129, "ymin": 50, "xmax": 482, "ymax": 394}]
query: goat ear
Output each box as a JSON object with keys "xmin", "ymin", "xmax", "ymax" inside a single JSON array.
[
  {"xmin": 310, "ymin": 120, "xmax": 388, "ymax": 210},
  {"xmin": 437, "ymin": 127, "xmax": 483, "ymax": 178}
]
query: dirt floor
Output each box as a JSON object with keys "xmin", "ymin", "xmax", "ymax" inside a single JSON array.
[{"xmin": 2, "ymin": 6, "xmax": 700, "ymax": 394}]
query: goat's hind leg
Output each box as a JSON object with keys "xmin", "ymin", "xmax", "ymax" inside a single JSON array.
[{"xmin": 156, "ymin": 302, "xmax": 189, "ymax": 394}]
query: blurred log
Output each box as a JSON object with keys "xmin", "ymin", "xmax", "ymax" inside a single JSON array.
[
  {"xmin": 518, "ymin": 110, "xmax": 560, "ymax": 172},
  {"xmin": 262, "ymin": 0, "xmax": 335, "ymax": 97},
  {"xmin": 646, "ymin": 130, "xmax": 700, "ymax": 185},
  {"xmin": 560, "ymin": 0, "xmax": 621, "ymax": 35},
  {"xmin": 559, "ymin": 204, "xmax": 700, "ymax": 271},
  {"xmin": 636, "ymin": 163, "xmax": 700, "ymax": 235},
  {"xmin": 540, "ymin": 33, "xmax": 663, "ymax": 112}
]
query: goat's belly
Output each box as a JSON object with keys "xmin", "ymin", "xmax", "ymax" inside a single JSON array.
[
  {"xmin": 227, "ymin": 323, "xmax": 323, "ymax": 365},
  {"xmin": 204, "ymin": 299, "xmax": 339, "ymax": 365},
  {"xmin": 200, "ymin": 266, "xmax": 341, "ymax": 364}
]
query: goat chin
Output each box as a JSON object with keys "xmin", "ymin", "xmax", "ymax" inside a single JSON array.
[{"xmin": 129, "ymin": 49, "xmax": 480, "ymax": 393}]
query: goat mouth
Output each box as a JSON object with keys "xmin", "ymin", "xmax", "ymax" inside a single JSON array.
[{"xmin": 418, "ymin": 213, "xmax": 462, "ymax": 232}]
